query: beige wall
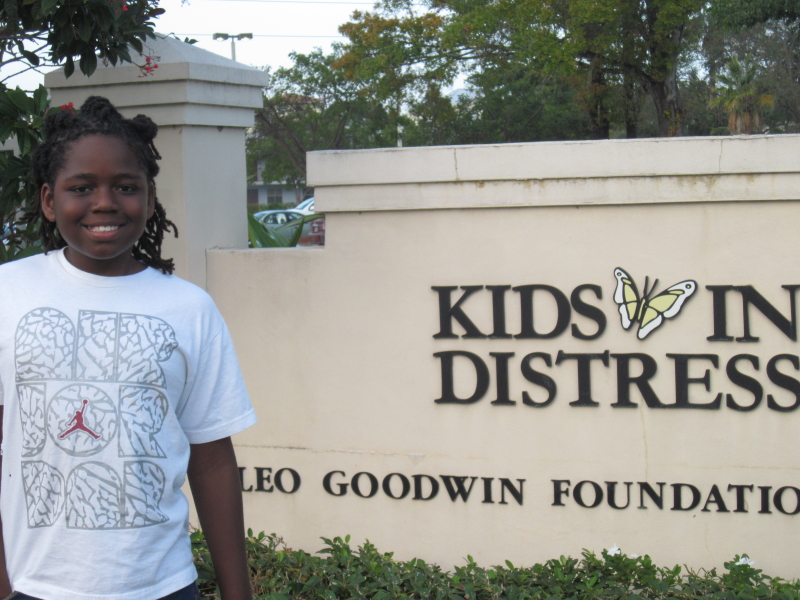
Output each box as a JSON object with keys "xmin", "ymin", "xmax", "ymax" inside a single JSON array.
[{"xmin": 212, "ymin": 135, "xmax": 800, "ymax": 576}]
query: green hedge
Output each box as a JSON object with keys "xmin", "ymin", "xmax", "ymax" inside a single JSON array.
[{"xmin": 191, "ymin": 530, "xmax": 800, "ymax": 600}]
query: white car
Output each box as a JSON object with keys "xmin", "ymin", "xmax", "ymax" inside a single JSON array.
[
  {"xmin": 252, "ymin": 208, "xmax": 324, "ymax": 245},
  {"xmin": 254, "ymin": 209, "xmax": 305, "ymax": 226},
  {"xmin": 295, "ymin": 197, "xmax": 315, "ymax": 214}
]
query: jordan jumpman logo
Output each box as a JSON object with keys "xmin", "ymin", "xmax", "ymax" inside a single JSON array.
[{"xmin": 59, "ymin": 399, "xmax": 101, "ymax": 440}]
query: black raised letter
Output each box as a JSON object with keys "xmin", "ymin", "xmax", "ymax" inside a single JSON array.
[
  {"xmin": 611, "ymin": 354, "xmax": 663, "ymax": 408},
  {"xmin": 552, "ymin": 480, "xmax": 570, "ymax": 506},
  {"xmin": 274, "ymin": 468, "xmax": 301, "ymax": 494},
  {"xmin": 482, "ymin": 477, "xmax": 494, "ymax": 503},
  {"xmin": 491, "ymin": 352, "xmax": 516, "ymax": 405},
  {"xmin": 434, "ymin": 351, "xmax": 490, "ymax": 404},
  {"xmin": 413, "ymin": 475, "xmax": 439, "ymax": 501},
  {"xmin": 521, "ymin": 353, "xmax": 557, "ymax": 407},
  {"xmin": 606, "ymin": 482, "xmax": 632, "ymax": 509},
  {"xmin": 351, "ymin": 472, "xmax": 379, "ymax": 498},
  {"xmin": 638, "ymin": 482, "xmax": 665, "ymax": 509},
  {"xmin": 774, "ymin": 487, "xmax": 800, "ymax": 515},
  {"xmin": 487, "ymin": 285, "xmax": 512, "ymax": 338},
  {"xmin": 570, "ymin": 284, "xmax": 606, "ymax": 340},
  {"xmin": 440, "ymin": 476, "xmax": 478, "ymax": 502},
  {"xmin": 767, "ymin": 354, "xmax": 800, "ymax": 412},
  {"xmin": 323, "ymin": 471, "xmax": 348, "ymax": 496},
  {"xmin": 727, "ymin": 484, "xmax": 753, "ymax": 513},
  {"xmin": 432, "ymin": 286, "xmax": 487, "ymax": 339},
  {"xmin": 671, "ymin": 483, "xmax": 701, "ymax": 511},
  {"xmin": 667, "ymin": 354, "xmax": 722, "ymax": 409},
  {"xmin": 383, "ymin": 473, "xmax": 411, "ymax": 499},
  {"xmin": 514, "ymin": 285, "xmax": 571, "ymax": 339},
  {"xmin": 726, "ymin": 355, "xmax": 762, "ymax": 411},
  {"xmin": 499, "ymin": 478, "xmax": 525, "ymax": 505},
  {"xmin": 556, "ymin": 351, "xmax": 609, "ymax": 407},
  {"xmin": 706, "ymin": 285, "xmax": 734, "ymax": 341},
  {"xmin": 734, "ymin": 285, "xmax": 800, "ymax": 342},
  {"xmin": 759, "ymin": 486, "xmax": 772, "ymax": 513},
  {"xmin": 701, "ymin": 485, "xmax": 729, "ymax": 512},
  {"xmin": 574, "ymin": 481, "xmax": 603, "ymax": 508},
  {"xmin": 239, "ymin": 467, "xmax": 253, "ymax": 492},
  {"xmin": 255, "ymin": 467, "xmax": 274, "ymax": 492}
]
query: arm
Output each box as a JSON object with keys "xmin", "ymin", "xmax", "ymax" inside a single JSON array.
[
  {"xmin": 0, "ymin": 406, "xmax": 11, "ymax": 597},
  {"xmin": 187, "ymin": 437, "xmax": 251, "ymax": 600}
]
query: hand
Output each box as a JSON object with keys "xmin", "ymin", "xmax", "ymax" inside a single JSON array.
[{"xmin": 188, "ymin": 437, "xmax": 252, "ymax": 600}]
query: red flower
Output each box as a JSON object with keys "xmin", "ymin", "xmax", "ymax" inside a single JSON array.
[
  {"xmin": 145, "ymin": 56, "xmax": 151, "ymax": 62},
  {"xmin": 122, "ymin": 4, "xmax": 128, "ymax": 10}
]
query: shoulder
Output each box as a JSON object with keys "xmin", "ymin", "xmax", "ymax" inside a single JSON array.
[
  {"xmin": 0, "ymin": 250, "xmax": 57, "ymax": 283},
  {"xmin": 147, "ymin": 271, "xmax": 217, "ymax": 310},
  {"xmin": 143, "ymin": 271, "xmax": 226, "ymax": 332}
]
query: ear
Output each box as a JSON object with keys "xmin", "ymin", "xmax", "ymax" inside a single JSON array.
[
  {"xmin": 147, "ymin": 181, "xmax": 156, "ymax": 220},
  {"xmin": 41, "ymin": 184, "xmax": 57, "ymax": 223}
]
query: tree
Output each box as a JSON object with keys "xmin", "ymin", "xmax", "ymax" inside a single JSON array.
[
  {"xmin": 0, "ymin": 0, "xmax": 163, "ymax": 83},
  {"xmin": 414, "ymin": 68, "xmax": 589, "ymax": 144},
  {"xmin": 248, "ymin": 49, "xmax": 396, "ymax": 190},
  {"xmin": 685, "ymin": 13, "xmax": 800, "ymax": 134},
  {"xmin": 335, "ymin": 0, "xmax": 705, "ymax": 137},
  {"xmin": 0, "ymin": 0, "xmax": 163, "ymax": 261},
  {"xmin": 711, "ymin": 0, "xmax": 800, "ymax": 29},
  {"xmin": 708, "ymin": 55, "xmax": 774, "ymax": 132}
]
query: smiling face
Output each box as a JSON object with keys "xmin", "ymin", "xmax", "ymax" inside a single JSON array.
[{"xmin": 41, "ymin": 134, "xmax": 155, "ymax": 277}]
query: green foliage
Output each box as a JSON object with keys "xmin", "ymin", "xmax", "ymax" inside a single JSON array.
[
  {"xmin": 248, "ymin": 49, "xmax": 396, "ymax": 190},
  {"xmin": 247, "ymin": 47, "xmax": 590, "ymax": 186},
  {"xmin": 0, "ymin": 0, "xmax": 162, "ymax": 264},
  {"xmin": 711, "ymin": 0, "xmax": 800, "ymax": 30},
  {"xmin": 0, "ymin": 84, "xmax": 55, "ymax": 261},
  {"xmin": 0, "ymin": 0, "xmax": 162, "ymax": 78},
  {"xmin": 249, "ymin": 4, "xmax": 798, "ymax": 181},
  {"xmin": 709, "ymin": 55, "xmax": 774, "ymax": 133},
  {"xmin": 192, "ymin": 530, "xmax": 800, "ymax": 600},
  {"xmin": 335, "ymin": 0, "xmax": 706, "ymax": 137},
  {"xmin": 247, "ymin": 213, "xmax": 323, "ymax": 248}
]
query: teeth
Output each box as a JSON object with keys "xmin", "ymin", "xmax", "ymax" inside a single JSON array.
[{"xmin": 88, "ymin": 225, "xmax": 120, "ymax": 232}]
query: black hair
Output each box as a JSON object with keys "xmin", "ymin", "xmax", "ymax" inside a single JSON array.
[{"xmin": 27, "ymin": 95, "xmax": 178, "ymax": 274}]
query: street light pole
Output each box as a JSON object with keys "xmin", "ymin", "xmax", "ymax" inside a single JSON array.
[{"xmin": 212, "ymin": 32, "xmax": 253, "ymax": 61}]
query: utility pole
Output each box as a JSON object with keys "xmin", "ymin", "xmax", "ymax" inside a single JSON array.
[{"xmin": 212, "ymin": 32, "xmax": 253, "ymax": 61}]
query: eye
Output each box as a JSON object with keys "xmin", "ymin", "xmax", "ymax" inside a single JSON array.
[
  {"xmin": 69, "ymin": 185, "xmax": 92, "ymax": 194},
  {"xmin": 117, "ymin": 184, "xmax": 138, "ymax": 193}
]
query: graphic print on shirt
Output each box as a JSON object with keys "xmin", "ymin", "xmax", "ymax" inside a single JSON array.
[
  {"xmin": 15, "ymin": 308, "xmax": 178, "ymax": 530},
  {"xmin": 18, "ymin": 383, "xmax": 45, "ymax": 456},
  {"xmin": 119, "ymin": 386, "xmax": 168, "ymax": 458},
  {"xmin": 21, "ymin": 461, "xmax": 65, "ymax": 527},
  {"xmin": 49, "ymin": 385, "xmax": 117, "ymax": 456}
]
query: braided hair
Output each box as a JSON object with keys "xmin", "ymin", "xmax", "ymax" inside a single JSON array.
[{"xmin": 27, "ymin": 96, "xmax": 178, "ymax": 274}]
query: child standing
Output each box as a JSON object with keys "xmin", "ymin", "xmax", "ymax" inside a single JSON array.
[{"xmin": 0, "ymin": 97, "xmax": 256, "ymax": 600}]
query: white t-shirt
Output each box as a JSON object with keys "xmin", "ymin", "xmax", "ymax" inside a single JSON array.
[{"xmin": 0, "ymin": 249, "xmax": 257, "ymax": 600}]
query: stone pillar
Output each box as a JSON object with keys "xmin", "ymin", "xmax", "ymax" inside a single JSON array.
[{"xmin": 46, "ymin": 34, "xmax": 269, "ymax": 288}]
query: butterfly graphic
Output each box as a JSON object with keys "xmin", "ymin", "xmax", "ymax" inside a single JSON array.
[{"xmin": 613, "ymin": 268, "xmax": 697, "ymax": 339}]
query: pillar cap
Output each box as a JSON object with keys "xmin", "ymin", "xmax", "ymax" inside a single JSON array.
[
  {"xmin": 46, "ymin": 34, "xmax": 269, "ymax": 127},
  {"xmin": 46, "ymin": 33, "xmax": 270, "ymax": 88}
]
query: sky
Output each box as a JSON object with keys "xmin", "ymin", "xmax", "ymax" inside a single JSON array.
[{"xmin": 1, "ymin": 0, "xmax": 371, "ymax": 90}]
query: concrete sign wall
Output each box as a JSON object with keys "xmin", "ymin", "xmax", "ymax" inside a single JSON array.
[{"xmin": 209, "ymin": 135, "xmax": 800, "ymax": 576}]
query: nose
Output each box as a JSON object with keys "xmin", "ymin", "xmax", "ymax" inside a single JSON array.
[{"xmin": 92, "ymin": 185, "xmax": 118, "ymax": 211}]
